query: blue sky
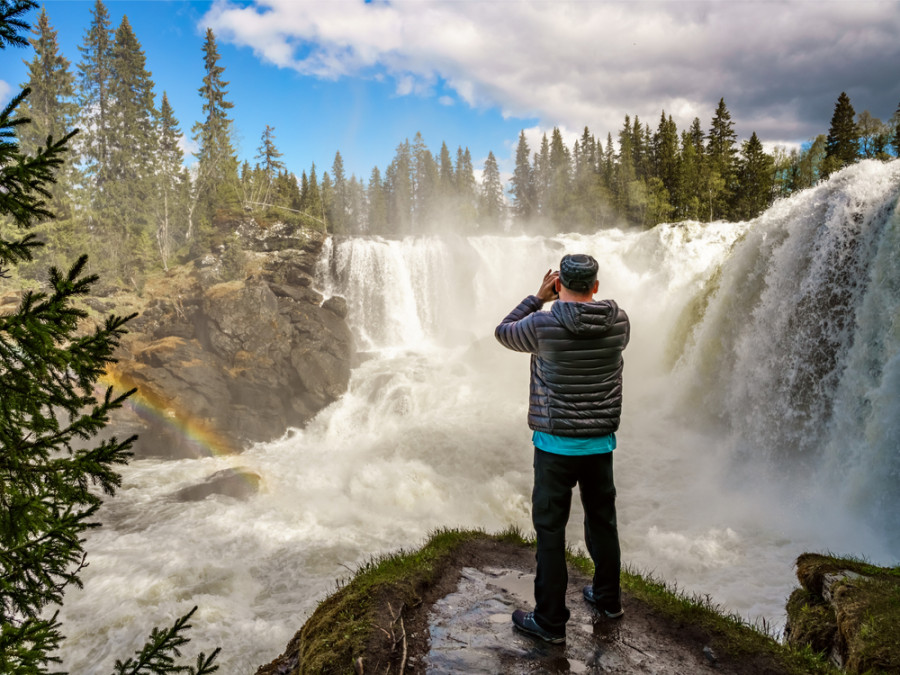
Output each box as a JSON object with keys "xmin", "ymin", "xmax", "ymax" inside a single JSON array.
[{"xmin": 2, "ymin": 0, "xmax": 898, "ymax": 184}]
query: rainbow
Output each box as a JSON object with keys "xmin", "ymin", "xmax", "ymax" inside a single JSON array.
[{"xmin": 101, "ymin": 366, "xmax": 241, "ymax": 459}]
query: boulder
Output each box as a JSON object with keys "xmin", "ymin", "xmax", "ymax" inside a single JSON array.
[
  {"xmin": 172, "ymin": 468, "xmax": 261, "ymax": 502},
  {"xmin": 322, "ymin": 295, "xmax": 348, "ymax": 319}
]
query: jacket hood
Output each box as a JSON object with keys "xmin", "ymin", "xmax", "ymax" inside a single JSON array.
[{"xmin": 551, "ymin": 299, "xmax": 620, "ymax": 336}]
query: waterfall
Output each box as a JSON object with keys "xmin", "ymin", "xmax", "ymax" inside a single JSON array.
[
  {"xmin": 57, "ymin": 160, "xmax": 899, "ymax": 673},
  {"xmin": 673, "ymin": 159, "xmax": 900, "ymax": 543}
]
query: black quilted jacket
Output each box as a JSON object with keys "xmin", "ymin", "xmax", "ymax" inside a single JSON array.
[{"xmin": 495, "ymin": 295, "xmax": 630, "ymax": 437}]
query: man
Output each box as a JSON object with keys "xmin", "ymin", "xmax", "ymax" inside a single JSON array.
[{"xmin": 495, "ymin": 253, "xmax": 630, "ymax": 644}]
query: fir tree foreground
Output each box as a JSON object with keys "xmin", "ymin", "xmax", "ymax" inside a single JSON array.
[{"xmin": 0, "ymin": 1, "xmax": 218, "ymax": 672}]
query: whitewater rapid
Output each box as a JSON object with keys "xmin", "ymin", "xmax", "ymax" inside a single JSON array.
[{"xmin": 59, "ymin": 160, "xmax": 899, "ymax": 673}]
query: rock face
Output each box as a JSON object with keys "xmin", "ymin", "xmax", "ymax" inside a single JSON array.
[{"xmin": 109, "ymin": 221, "xmax": 353, "ymax": 457}]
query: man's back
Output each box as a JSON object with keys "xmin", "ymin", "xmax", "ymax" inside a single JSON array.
[{"xmin": 495, "ymin": 295, "xmax": 630, "ymax": 437}]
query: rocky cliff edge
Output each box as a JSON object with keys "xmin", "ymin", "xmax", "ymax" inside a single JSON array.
[{"xmin": 100, "ymin": 221, "xmax": 351, "ymax": 458}]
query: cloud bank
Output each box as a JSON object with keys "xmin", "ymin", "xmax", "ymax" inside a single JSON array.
[{"xmin": 203, "ymin": 0, "xmax": 900, "ymax": 145}]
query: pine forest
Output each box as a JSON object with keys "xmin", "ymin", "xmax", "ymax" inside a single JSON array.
[{"xmin": 7, "ymin": 1, "xmax": 900, "ymax": 291}]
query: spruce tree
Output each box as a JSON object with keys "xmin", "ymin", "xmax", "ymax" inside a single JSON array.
[
  {"xmin": 106, "ymin": 15, "xmax": 158, "ymax": 280},
  {"xmin": 15, "ymin": 5, "xmax": 80, "ymax": 266},
  {"xmin": 546, "ymin": 127, "xmax": 571, "ymax": 223},
  {"xmin": 346, "ymin": 175, "xmax": 366, "ymax": 234},
  {"xmin": 675, "ymin": 129, "xmax": 701, "ymax": 220},
  {"xmin": 479, "ymin": 150, "xmax": 504, "ymax": 230},
  {"xmin": 16, "ymin": 7, "xmax": 76, "ymax": 172},
  {"xmin": 438, "ymin": 141, "xmax": 454, "ymax": 199},
  {"xmin": 631, "ymin": 115, "xmax": 650, "ymax": 181},
  {"xmin": 0, "ymin": 4, "xmax": 219, "ymax": 672},
  {"xmin": 571, "ymin": 127, "xmax": 598, "ymax": 228},
  {"xmin": 367, "ymin": 165, "xmax": 387, "ymax": 234},
  {"xmin": 252, "ymin": 125, "xmax": 285, "ymax": 208},
  {"xmin": 154, "ymin": 92, "xmax": 187, "ymax": 270},
  {"xmin": 329, "ymin": 151, "xmax": 349, "ymax": 234},
  {"xmin": 411, "ymin": 133, "xmax": 438, "ymax": 229},
  {"xmin": 510, "ymin": 130, "xmax": 535, "ymax": 222},
  {"xmin": 287, "ymin": 171, "xmax": 302, "ymax": 211},
  {"xmin": 304, "ymin": 162, "xmax": 324, "ymax": 227},
  {"xmin": 653, "ymin": 112, "xmax": 679, "ymax": 198},
  {"xmin": 452, "ymin": 146, "xmax": 477, "ymax": 227},
  {"xmin": 533, "ymin": 134, "xmax": 550, "ymax": 219},
  {"xmin": 602, "ymin": 133, "xmax": 614, "ymax": 192},
  {"xmin": 574, "ymin": 126, "xmax": 595, "ymax": 184},
  {"xmin": 190, "ymin": 28, "xmax": 239, "ymax": 235},
  {"xmin": 320, "ymin": 171, "xmax": 334, "ymax": 232},
  {"xmin": 76, "ymin": 0, "xmax": 113, "ymax": 191},
  {"xmin": 386, "ymin": 140, "xmax": 412, "ymax": 234},
  {"xmin": 688, "ymin": 117, "xmax": 705, "ymax": 153},
  {"xmin": 614, "ymin": 115, "xmax": 636, "ymax": 217},
  {"xmin": 706, "ymin": 98, "xmax": 738, "ymax": 219},
  {"xmin": 735, "ymin": 131, "xmax": 775, "ymax": 220},
  {"xmin": 823, "ymin": 92, "xmax": 858, "ymax": 176}
]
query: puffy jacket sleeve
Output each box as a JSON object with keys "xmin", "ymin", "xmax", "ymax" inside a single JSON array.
[{"xmin": 494, "ymin": 295, "xmax": 543, "ymax": 353}]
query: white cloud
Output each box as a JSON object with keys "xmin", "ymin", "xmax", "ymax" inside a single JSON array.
[
  {"xmin": 0, "ymin": 80, "xmax": 12, "ymax": 107},
  {"xmin": 203, "ymin": 1, "xmax": 900, "ymax": 144},
  {"xmin": 438, "ymin": 96, "xmax": 454, "ymax": 107},
  {"xmin": 178, "ymin": 133, "xmax": 199, "ymax": 160}
]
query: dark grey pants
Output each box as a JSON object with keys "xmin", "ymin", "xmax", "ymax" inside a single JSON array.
[{"xmin": 532, "ymin": 447, "xmax": 621, "ymax": 634}]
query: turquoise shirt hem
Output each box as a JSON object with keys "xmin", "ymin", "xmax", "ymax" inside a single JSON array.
[{"xmin": 532, "ymin": 431, "xmax": 616, "ymax": 456}]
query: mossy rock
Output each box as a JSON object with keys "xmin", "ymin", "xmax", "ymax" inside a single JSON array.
[
  {"xmin": 789, "ymin": 553, "xmax": 900, "ymax": 674},
  {"xmin": 785, "ymin": 588, "xmax": 837, "ymax": 655}
]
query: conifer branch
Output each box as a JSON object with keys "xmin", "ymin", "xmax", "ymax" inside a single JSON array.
[{"xmin": 111, "ymin": 607, "xmax": 219, "ymax": 675}]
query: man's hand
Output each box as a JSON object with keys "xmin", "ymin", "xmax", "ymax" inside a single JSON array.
[{"xmin": 536, "ymin": 269, "xmax": 559, "ymax": 303}]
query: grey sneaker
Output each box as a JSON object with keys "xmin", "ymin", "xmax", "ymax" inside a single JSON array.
[
  {"xmin": 511, "ymin": 609, "xmax": 566, "ymax": 644},
  {"xmin": 583, "ymin": 586, "xmax": 624, "ymax": 618}
]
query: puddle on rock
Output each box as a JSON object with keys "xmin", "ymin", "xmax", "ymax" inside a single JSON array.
[{"xmin": 424, "ymin": 566, "xmax": 721, "ymax": 673}]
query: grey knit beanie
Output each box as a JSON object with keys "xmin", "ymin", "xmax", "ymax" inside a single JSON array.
[{"xmin": 559, "ymin": 254, "xmax": 598, "ymax": 292}]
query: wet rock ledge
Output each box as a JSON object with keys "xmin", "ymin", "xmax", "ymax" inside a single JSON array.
[
  {"xmin": 255, "ymin": 530, "xmax": 840, "ymax": 675},
  {"xmin": 104, "ymin": 221, "xmax": 352, "ymax": 457}
]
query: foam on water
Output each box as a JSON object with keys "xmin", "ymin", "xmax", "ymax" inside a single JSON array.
[{"xmin": 58, "ymin": 161, "xmax": 899, "ymax": 673}]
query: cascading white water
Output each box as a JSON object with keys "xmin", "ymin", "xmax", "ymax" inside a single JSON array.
[
  {"xmin": 58, "ymin": 161, "xmax": 899, "ymax": 673},
  {"xmin": 674, "ymin": 159, "xmax": 900, "ymax": 544}
]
